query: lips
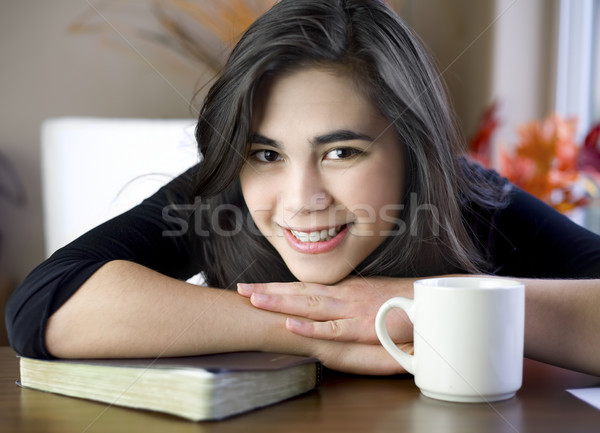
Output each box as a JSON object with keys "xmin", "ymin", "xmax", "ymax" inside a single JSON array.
[{"xmin": 283, "ymin": 224, "xmax": 350, "ymax": 254}]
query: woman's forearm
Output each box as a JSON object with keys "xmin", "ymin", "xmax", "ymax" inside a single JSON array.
[
  {"xmin": 45, "ymin": 260, "xmax": 312, "ymax": 359},
  {"xmin": 47, "ymin": 261, "xmax": 600, "ymax": 376},
  {"xmin": 523, "ymin": 278, "xmax": 600, "ymax": 376}
]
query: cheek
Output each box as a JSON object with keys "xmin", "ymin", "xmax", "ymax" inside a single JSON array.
[
  {"xmin": 240, "ymin": 173, "xmax": 275, "ymax": 227},
  {"xmin": 240, "ymin": 170, "xmax": 262, "ymax": 207},
  {"xmin": 344, "ymin": 165, "xmax": 403, "ymax": 214}
]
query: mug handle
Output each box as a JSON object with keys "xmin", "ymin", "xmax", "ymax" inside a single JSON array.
[{"xmin": 375, "ymin": 297, "xmax": 416, "ymax": 375}]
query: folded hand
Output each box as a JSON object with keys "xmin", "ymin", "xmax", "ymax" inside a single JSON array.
[{"xmin": 237, "ymin": 276, "xmax": 414, "ymax": 345}]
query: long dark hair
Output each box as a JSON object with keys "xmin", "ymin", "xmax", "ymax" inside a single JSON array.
[{"xmin": 191, "ymin": 0, "xmax": 508, "ymax": 288}]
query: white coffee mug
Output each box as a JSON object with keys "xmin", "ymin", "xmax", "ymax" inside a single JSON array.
[{"xmin": 376, "ymin": 277, "xmax": 525, "ymax": 403}]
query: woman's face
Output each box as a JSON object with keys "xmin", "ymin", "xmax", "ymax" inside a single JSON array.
[{"xmin": 240, "ymin": 67, "xmax": 404, "ymax": 284}]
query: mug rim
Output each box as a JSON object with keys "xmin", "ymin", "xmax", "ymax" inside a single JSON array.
[{"xmin": 414, "ymin": 276, "xmax": 524, "ymax": 290}]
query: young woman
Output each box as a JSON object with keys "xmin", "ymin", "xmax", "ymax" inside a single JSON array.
[{"xmin": 7, "ymin": 0, "xmax": 600, "ymax": 376}]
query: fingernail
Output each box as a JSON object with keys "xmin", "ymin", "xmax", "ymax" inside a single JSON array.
[
  {"xmin": 286, "ymin": 318, "xmax": 302, "ymax": 329},
  {"xmin": 237, "ymin": 283, "xmax": 254, "ymax": 293},
  {"xmin": 251, "ymin": 293, "xmax": 268, "ymax": 303}
]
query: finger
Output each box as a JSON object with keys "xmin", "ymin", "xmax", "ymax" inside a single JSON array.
[
  {"xmin": 236, "ymin": 283, "xmax": 252, "ymax": 298},
  {"xmin": 238, "ymin": 281, "xmax": 329, "ymax": 297},
  {"xmin": 249, "ymin": 293, "xmax": 345, "ymax": 320},
  {"xmin": 286, "ymin": 317, "xmax": 376, "ymax": 343},
  {"xmin": 286, "ymin": 317, "xmax": 411, "ymax": 345}
]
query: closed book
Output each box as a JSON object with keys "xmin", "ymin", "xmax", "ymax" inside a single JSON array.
[{"xmin": 18, "ymin": 352, "xmax": 321, "ymax": 421}]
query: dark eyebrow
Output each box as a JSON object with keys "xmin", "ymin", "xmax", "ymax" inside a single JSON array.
[
  {"xmin": 249, "ymin": 129, "xmax": 374, "ymax": 148},
  {"xmin": 312, "ymin": 129, "xmax": 374, "ymax": 146},
  {"xmin": 250, "ymin": 133, "xmax": 280, "ymax": 147}
]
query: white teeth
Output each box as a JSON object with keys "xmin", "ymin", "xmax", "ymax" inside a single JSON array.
[
  {"xmin": 290, "ymin": 226, "xmax": 343, "ymax": 243},
  {"xmin": 292, "ymin": 231, "xmax": 310, "ymax": 242}
]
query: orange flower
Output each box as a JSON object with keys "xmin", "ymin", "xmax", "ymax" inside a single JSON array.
[{"xmin": 499, "ymin": 114, "xmax": 582, "ymax": 212}]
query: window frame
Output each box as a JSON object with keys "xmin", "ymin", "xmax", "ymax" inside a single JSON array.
[{"xmin": 555, "ymin": 0, "xmax": 598, "ymax": 140}]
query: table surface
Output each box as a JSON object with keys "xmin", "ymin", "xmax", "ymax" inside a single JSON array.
[{"xmin": 2, "ymin": 346, "xmax": 600, "ymax": 433}]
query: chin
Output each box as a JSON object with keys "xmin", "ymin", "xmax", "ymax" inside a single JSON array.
[{"xmin": 289, "ymin": 266, "xmax": 352, "ymax": 286}]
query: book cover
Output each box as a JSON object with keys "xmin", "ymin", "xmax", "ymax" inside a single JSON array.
[{"xmin": 18, "ymin": 352, "xmax": 321, "ymax": 421}]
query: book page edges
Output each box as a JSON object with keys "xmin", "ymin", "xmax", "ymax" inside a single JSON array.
[{"xmin": 18, "ymin": 355, "xmax": 319, "ymax": 421}]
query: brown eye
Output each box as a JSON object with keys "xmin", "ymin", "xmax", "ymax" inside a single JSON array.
[
  {"xmin": 253, "ymin": 149, "xmax": 282, "ymax": 163},
  {"xmin": 325, "ymin": 148, "xmax": 362, "ymax": 160}
]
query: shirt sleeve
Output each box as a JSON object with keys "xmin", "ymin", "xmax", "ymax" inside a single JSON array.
[
  {"xmin": 471, "ymin": 185, "xmax": 600, "ymax": 278},
  {"xmin": 5, "ymin": 165, "xmax": 204, "ymax": 359}
]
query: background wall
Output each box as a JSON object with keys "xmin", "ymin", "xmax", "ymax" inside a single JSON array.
[
  {"xmin": 0, "ymin": 0, "xmax": 559, "ymax": 286},
  {"xmin": 400, "ymin": 0, "xmax": 496, "ymax": 139},
  {"xmin": 491, "ymin": 0, "xmax": 559, "ymax": 149},
  {"xmin": 402, "ymin": 0, "xmax": 559, "ymax": 155}
]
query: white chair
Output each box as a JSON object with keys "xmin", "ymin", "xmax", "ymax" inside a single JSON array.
[{"xmin": 41, "ymin": 117, "xmax": 199, "ymax": 257}]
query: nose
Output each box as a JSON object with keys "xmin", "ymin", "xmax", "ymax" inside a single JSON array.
[{"xmin": 282, "ymin": 164, "xmax": 333, "ymax": 219}]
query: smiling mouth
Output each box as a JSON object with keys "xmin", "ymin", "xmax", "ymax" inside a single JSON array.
[{"xmin": 289, "ymin": 225, "xmax": 346, "ymax": 243}]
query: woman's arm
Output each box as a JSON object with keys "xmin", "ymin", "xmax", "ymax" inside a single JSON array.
[
  {"xmin": 45, "ymin": 260, "xmax": 404, "ymax": 375},
  {"xmin": 45, "ymin": 260, "xmax": 283, "ymax": 359},
  {"xmin": 523, "ymin": 278, "xmax": 600, "ymax": 375},
  {"xmin": 238, "ymin": 276, "xmax": 600, "ymax": 376}
]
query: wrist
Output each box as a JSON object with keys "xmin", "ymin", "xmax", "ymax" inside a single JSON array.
[{"xmin": 257, "ymin": 313, "xmax": 316, "ymax": 357}]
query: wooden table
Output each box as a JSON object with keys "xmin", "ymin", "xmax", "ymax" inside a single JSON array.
[
  {"xmin": 0, "ymin": 278, "xmax": 12, "ymax": 345},
  {"xmin": 1, "ymin": 346, "xmax": 600, "ymax": 432}
]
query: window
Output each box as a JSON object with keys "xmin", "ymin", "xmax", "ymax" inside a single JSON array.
[
  {"xmin": 592, "ymin": 2, "xmax": 600, "ymax": 123},
  {"xmin": 556, "ymin": 0, "xmax": 600, "ymax": 140}
]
